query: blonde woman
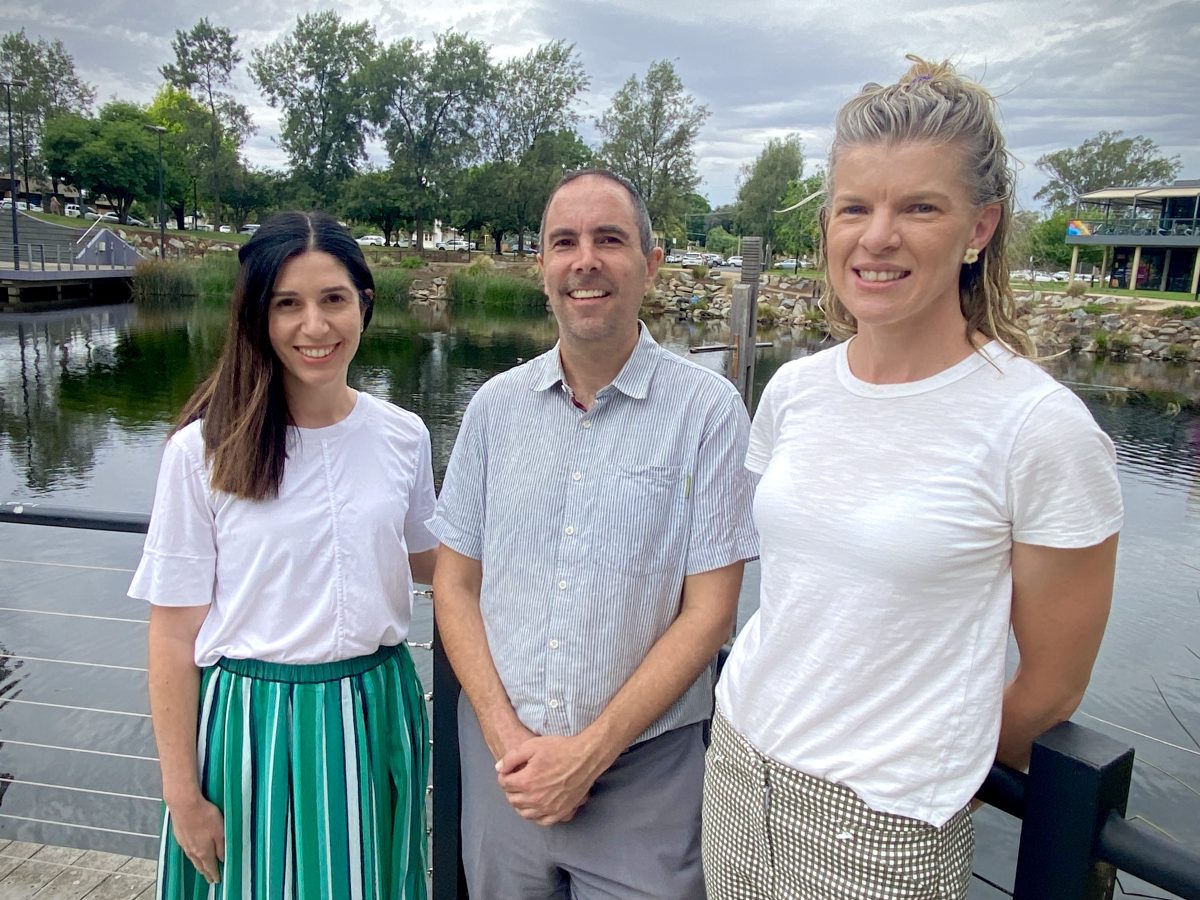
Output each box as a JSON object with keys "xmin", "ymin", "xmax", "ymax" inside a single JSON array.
[{"xmin": 704, "ymin": 57, "xmax": 1123, "ymax": 899}]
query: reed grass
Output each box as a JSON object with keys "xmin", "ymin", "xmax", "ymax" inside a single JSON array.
[{"xmin": 449, "ymin": 272, "xmax": 545, "ymax": 309}]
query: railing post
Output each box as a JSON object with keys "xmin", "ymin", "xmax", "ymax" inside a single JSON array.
[
  {"xmin": 430, "ymin": 620, "xmax": 469, "ymax": 899},
  {"xmin": 1013, "ymin": 721, "xmax": 1134, "ymax": 900}
]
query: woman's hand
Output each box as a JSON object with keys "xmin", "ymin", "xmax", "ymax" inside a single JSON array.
[{"xmin": 167, "ymin": 792, "xmax": 226, "ymax": 884}]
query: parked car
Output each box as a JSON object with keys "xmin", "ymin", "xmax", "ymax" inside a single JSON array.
[
  {"xmin": 0, "ymin": 199, "xmax": 29, "ymax": 211},
  {"xmin": 665, "ymin": 253, "xmax": 681, "ymax": 264},
  {"xmin": 726, "ymin": 255, "xmax": 743, "ymax": 268},
  {"xmin": 776, "ymin": 258, "xmax": 799, "ymax": 271},
  {"xmin": 1052, "ymin": 271, "xmax": 1071, "ymax": 282},
  {"xmin": 681, "ymin": 252, "xmax": 705, "ymax": 267},
  {"xmin": 240, "ymin": 224, "xmax": 260, "ymax": 235},
  {"xmin": 704, "ymin": 254, "xmax": 724, "ymax": 266},
  {"xmin": 218, "ymin": 225, "xmax": 233, "ymax": 233},
  {"xmin": 356, "ymin": 234, "xmax": 387, "ymax": 246},
  {"xmin": 64, "ymin": 203, "xmax": 83, "ymax": 217},
  {"xmin": 444, "ymin": 238, "xmax": 475, "ymax": 250},
  {"xmin": 124, "ymin": 215, "xmax": 147, "ymax": 227},
  {"xmin": 392, "ymin": 238, "xmax": 410, "ymax": 248}
]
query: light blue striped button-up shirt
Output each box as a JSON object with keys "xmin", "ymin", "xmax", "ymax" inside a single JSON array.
[{"xmin": 429, "ymin": 324, "xmax": 759, "ymax": 745}]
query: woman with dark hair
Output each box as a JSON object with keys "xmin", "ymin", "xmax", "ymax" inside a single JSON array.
[
  {"xmin": 132, "ymin": 211, "xmax": 436, "ymax": 899},
  {"xmin": 704, "ymin": 57, "xmax": 1123, "ymax": 898}
]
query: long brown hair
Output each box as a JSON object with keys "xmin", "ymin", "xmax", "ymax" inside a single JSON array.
[
  {"xmin": 172, "ymin": 211, "xmax": 375, "ymax": 500},
  {"xmin": 820, "ymin": 55, "xmax": 1034, "ymax": 357}
]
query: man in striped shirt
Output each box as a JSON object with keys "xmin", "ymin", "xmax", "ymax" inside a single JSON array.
[{"xmin": 430, "ymin": 169, "xmax": 758, "ymax": 899}]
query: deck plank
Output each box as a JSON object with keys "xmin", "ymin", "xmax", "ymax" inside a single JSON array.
[{"xmin": 0, "ymin": 844, "xmax": 155, "ymax": 900}]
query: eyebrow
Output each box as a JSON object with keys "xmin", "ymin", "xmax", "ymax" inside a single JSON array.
[
  {"xmin": 547, "ymin": 224, "xmax": 632, "ymax": 241},
  {"xmin": 271, "ymin": 285, "xmax": 353, "ymax": 297}
]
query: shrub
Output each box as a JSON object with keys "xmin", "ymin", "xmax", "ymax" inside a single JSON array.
[
  {"xmin": 690, "ymin": 265, "xmax": 708, "ymax": 279},
  {"xmin": 372, "ymin": 268, "xmax": 416, "ymax": 304},
  {"xmin": 1167, "ymin": 343, "xmax": 1191, "ymax": 363},
  {"xmin": 398, "ymin": 256, "xmax": 425, "ymax": 269},
  {"xmin": 1081, "ymin": 303, "xmax": 1109, "ymax": 315},
  {"xmin": 195, "ymin": 254, "xmax": 240, "ymax": 302},
  {"xmin": 132, "ymin": 259, "xmax": 196, "ymax": 305},
  {"xmin": 1159, "ymin": 304, "xmax": 1200, "ymax": 320},
  {"xmin": 449, "ymin": 272, "xmax": 545, "ymax": 308},
  {"xmin": 1065, "ymin": 281, "xmax": 1088, "ymax": 299},
  {"xmin": 1108, "ymin": 332, "xmax": 1133, "ymax": 360},
  {"xmin": 465, "ymin": 255, "xmax": 495, "ymax": 276}
]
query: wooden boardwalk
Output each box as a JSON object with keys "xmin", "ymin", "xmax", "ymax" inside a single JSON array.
[{"xmin": 0, "ymin": 841, "xmax": 154, "ymax": 899}]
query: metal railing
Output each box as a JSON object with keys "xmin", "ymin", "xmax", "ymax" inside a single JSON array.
[
  {"xmin": 1071, "ymin": 217, "xmax": 1200, "ymax": 238},
  {"xmin": 1, "ymin": 502, "xmax": 1198, "ymax": 900},
  {"xmin": 1, "ymin": 242, "xmax": 134, "ymax": 272}
]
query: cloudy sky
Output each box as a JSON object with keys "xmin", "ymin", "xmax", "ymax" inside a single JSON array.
[{"xmin": 10, "ymin": 0, "xmax": 1199, "ymax": 212}]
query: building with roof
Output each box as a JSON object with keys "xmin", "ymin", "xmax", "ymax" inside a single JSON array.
[{"xmin": 1064, "ymin": 179, "xmax": 1200, "ymax": 295}]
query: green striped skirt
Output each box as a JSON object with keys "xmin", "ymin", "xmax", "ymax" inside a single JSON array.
[{"xmin": 156, "ymin": 643, "xmax": 429, "ymax": 900}]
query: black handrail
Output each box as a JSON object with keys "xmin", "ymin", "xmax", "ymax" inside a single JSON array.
[{"xmin": 2, "ymin": 503, "xmax": 1199, "ymax": 900}]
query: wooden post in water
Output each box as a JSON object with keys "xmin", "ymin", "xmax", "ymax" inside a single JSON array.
[{"xmin": 729, "ymin": 237, "xmax": 763, "ymax": 410}]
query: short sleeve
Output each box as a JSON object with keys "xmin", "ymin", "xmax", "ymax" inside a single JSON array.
[
  {"xmin": 404, "ymin": 425, "xmax": 439, "ymax": 554},
  {"xmin": 686, "ymin": 390, "xmax": 760, "ymax": 575},
  {"xmin": 427, "ymin": 394, "xmax": 487, "ymax": 560},
  {"xmin": 128, "ymin": 432, "xmax": 217, "ymax": 606},
  {"xmin": 1008, "ymin": 388, "xmax": 1123, "ymax": 547},
  {"xmin": 746, "ymin": 367, "xmax": 785, "ymax": 474}
]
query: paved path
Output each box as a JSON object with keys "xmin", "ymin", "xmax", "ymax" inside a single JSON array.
[{"xmin": 0, "ymin": 841, "xmax": 154, "ymax": 899}]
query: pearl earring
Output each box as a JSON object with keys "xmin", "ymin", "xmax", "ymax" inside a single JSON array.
[{"xmin": 962, "ymin": 247, "xmax": 980, "ymax": 265}]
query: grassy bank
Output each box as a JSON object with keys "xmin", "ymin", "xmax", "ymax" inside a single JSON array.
[{"xmin": 449, "ymin": 270, "xmax": 545, "ymax": 309}]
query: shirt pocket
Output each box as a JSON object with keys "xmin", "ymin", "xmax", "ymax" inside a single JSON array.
[{"xmin": 596, "ymin": 464, "xmax": 688, "ymax": 576}]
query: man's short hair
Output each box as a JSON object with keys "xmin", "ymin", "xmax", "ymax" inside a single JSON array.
[{"xmin": 539, "ymin": 169, "xmax": 654, "ymax": 256}]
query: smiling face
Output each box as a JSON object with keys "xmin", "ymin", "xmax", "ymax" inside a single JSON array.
[
  {"xmin": 826, "ymin": 140, "xmax": 1000, "ymax": 342},
  {"xmin": 538, "ymin": 175, "xmax": 663, "ymax": 358},
  {"xmin": 267, "ymin": 250, "xmax": 364, "ymax": 411}
]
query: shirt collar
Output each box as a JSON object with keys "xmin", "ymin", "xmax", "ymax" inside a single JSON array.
[{"xmin": 529, "ymin": 322, "xmax": 660, "ymax": 400}]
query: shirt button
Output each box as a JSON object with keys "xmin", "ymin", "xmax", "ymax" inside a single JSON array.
[
  {"xmin": 571, "ymin": 471, "xmax": 581, "ymax": 482},
  {"xmin": 549, "ymin": 639, "xmax": 560, "ymax": 650},
  {"xmin": 558, "ymin": 580, "xmax": 567, "ymax": 590},
  {"xmin": 581, "ymin": 420, "xmax": 592, "ymax": 429},
  {"xmin": 564, "ymin": 525, "xmax": 575, "ymax": 536},
  {"xmin": 548, "ymin": 698, "xmax": 560, "ymax": 709}
]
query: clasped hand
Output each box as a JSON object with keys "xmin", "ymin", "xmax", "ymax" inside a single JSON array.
[{"xmin": 495, "ymin": 734, "xmax": 607, "ymax": 827}]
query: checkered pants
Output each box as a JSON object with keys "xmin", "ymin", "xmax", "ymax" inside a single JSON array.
[{"xmin": 702, "ymin": 710, "xmax": 974, "ymax": 899}]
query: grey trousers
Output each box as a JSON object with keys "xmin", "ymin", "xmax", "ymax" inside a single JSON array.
[{"xmin": 458, "ymin": 694, "xmax": 708, "ymax": 900}]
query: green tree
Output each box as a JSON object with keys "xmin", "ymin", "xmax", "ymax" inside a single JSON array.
[
  {"xmin": 595, "ymin": 60, "xmax": 709, "ymax": 232},
  {"xmin": 1025, "ymin": 211, "xmax": 1102, "ymax": 271},
  {"xmin": 365, "ymin": 31, "xmax": 493, "ymax": 251},
  {"xmin": 223, "ymin": 167, "xmax": 275, "ymax": 230},
  {"xmin": 340, "ymin": 170, "xmax": 412, "ymax": 244},
  {"xmin": 0, "ymin": 29, "xmax": 95, "ymax": 195},
  {"xmin": 773, "ymin": 172, "xmax": 825, "ymax": 260},
  {"xmin": 480, "ymin": 40, "xmax": 589, "ymax": 164},
  {"xmin": 1034, "ymin": 130, "xmax": 1181, "ymax": 210},
  {"xmin": 735, "ymin": 134, "xmax": 804, "ymax": 249},
  {"xmin": 250, "ymin": 12, "xmax": 378, "ymax": 206},
  {"xmin": 160, "ymin": 18, "xmax": 255, "ymax": 226},
  {"xmin": 147, "ymin": 86, "xmax": 217, "ymax": 228},
  {"xmin": 705, "ymin": 225, "xmax": 737, "ymax": 256},
  {"xmin": 43, "ymin": 103, "xmax": 161, "ymax": 222}
]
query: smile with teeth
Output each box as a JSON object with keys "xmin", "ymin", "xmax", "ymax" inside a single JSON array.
[
  {"xmin": 297, "ymin": 345, "xmax": 337, "ymax": 359},
  {"xmin": 856, "ymin": 269, "xmax": 909, "ymax": 283},
  {"xmin": 568, "ymin": 289, "xmax": 610, "ymax": 299}
]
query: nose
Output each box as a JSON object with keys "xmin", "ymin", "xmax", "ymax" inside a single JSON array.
[
  {"xmin": 859, "ymin": 209, "xmax": 900, "ymax": 254},
  {"xmin": 299, "ymin": 301, "xmax": 329, "ymax": 336},
  {"xmin": 572, "ymin": 238, "xmax": 601, "ymax": 273}
]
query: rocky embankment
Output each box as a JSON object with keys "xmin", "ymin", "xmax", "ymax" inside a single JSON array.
[{"xmin": 645, "ymin": 270, "xmax": 1200, "ymax": 363}]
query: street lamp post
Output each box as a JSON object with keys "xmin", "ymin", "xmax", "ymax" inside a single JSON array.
[
  {"xmin": 2, "ymin": 79, "xmax": 26, "ymax": 271},
  {"xmin": 145, "ymin": 125, "xmax": 167, "ymax": 258}
]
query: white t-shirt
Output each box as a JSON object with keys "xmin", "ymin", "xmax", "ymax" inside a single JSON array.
[
  {"xmin": 716, "ymin": 340, "xmax": 1123, "ymax": 826},
  {"xmin": 129, "ymin": 391, "xmax": 439, "ymax": 667}
]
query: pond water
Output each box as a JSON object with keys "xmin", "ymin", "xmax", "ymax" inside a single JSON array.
[{"xmin": 0, "ymin": 301, "xmax": 1196, "ymax": 896}]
